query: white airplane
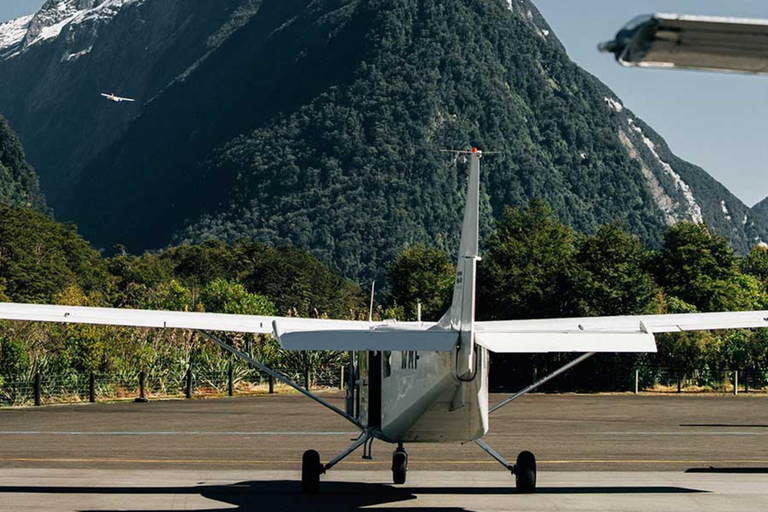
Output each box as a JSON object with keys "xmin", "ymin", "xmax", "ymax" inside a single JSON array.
[
  {"xmin": 101, "ymin": 92, "xmax": 135, "ymax": 103},
  {"xmin": 1, "ymin": 148, "xmax": 767, "ymax": 494},
  {"xmin": 599, "ymin": 14, "xmax": 768, "ymax": 75}
]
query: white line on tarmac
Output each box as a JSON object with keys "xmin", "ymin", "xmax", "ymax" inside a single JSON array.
[
  {"xmin": 600, "ymin": 431, "xmax": 767, "ymax": 436},
  {"xmin": 0, "ymin": 431, "xmax": 358, "ymax": 436}
]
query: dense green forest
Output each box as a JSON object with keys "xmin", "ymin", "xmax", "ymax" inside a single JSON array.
[
  {"xmin": 14, "ymin": 0, "xmax": 756, "ymax": 285},
  {"xmin": 2, "ymin": 202, "xmax": 768, "ymax": 392},
  {"xmin": 0, "ymin": 205, "xmax": 366, "ymax": 389},
  {"xmin": 0, "ymin": 116, "xmax": 46, "ymax": 212}
]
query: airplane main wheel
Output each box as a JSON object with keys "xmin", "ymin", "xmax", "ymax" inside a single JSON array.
[
  {"xmin": 392, "ymin": 446, "xmax": 408, "ymax": 485},
  {"xmin": 301, "ymin": 449, "xmax": 322, "ymax": 494},
  {"xmin": 515, "ymin": 450, "xmax": 537, "ymax": 493}
]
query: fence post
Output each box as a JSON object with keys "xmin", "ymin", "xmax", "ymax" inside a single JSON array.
[
  {"xmin": 268, "ymin": 374, "xmax": 275, "ymax": 394},
  {"xmin": 135, "ymin": 371, "xmax": 148, "ymax": 403},
  {"xmin": 89, "ymin": 372, "xmax": 96, "ymax": 403},
  {"xmin": 734, "ymin": 371, "xmax": 739, "ymax": 396},
  {"xmin": 228, "ymin": 361, "xmax": 234, "ymax": 397},
  {"xmin": 34, "ymin": 373, "xmax": 41, "ymax": 407},
  {"xmin": 185, "ymin": 368, "xmax": 192, "ymax": 399},
  {"xmin": 340, "ymin": 366, "xmax": 345, "ymax": 391},
  {"xmin": 677, "ymin": 372, "xmax": 682, "ymax": 393},
  {"xmin": 304, "ymin": 368, "xmax": 311, "ymax": 390},
  {"xmin": 634, "ymin": 370, "xmax": 639, "ymax": 395},
  {"xmin": 745, "ymin": 372, "xmax": 749, "ymax": 393}
]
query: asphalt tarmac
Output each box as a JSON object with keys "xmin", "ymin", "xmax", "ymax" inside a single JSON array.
[{"xmin": 1, "ymin": 393, "xmax": 767, "ymax": 511}]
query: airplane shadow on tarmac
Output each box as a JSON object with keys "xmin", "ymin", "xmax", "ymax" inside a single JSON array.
[{"xmin": 0, "ymin": 479, "xmax": 707, "ymax": 512}]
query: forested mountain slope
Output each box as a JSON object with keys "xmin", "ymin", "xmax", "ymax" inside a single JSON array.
[
  {"xmin": 0, "ymin": 116, "xmax": 46, "ymax": 211},
  {"xmin": 754, "ymin": 197, "xmax": 768, "ymax": 222},
  {"xmin": 0, "ymin": 0, "xmax": 765, "ymax": 281}
]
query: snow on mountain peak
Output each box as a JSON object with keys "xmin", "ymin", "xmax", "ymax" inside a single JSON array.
[
  {"xmin": 0, "ymin": 0, "xmax": 142, "ymax": 58},
  {"xmin": 0, "ymin": 15, "xmax": 33, "ymax": 54}
]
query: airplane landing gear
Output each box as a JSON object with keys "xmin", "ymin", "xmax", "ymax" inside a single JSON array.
[
  {"xmin": 514, "ymin": 451, "xmax": 536, "ymax": 494},
  {"xmin": 301, "ymin": 449, "xmax": 323, "ymax": 494},
  {"xmin": 474, "ymin": 439, "xmax": 537, "ymax": 493},
  {"xmin": 391, "ymin": 443, "xmax": 408, "ymax": 484},
  {"xmin": 301, "ymin": 432, "xmax": 372, "ymax": 494}
]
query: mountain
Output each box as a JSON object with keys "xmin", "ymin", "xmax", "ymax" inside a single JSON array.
[
  {"xmin": 754, "ymin": 197, "xmax": 768, "ymax": 221},
  {"xmin": 0, "ymin": 115, "xmax": 46, "ymax": 210},
  {"xmin": 0, "ymin": 0, "xmax": 766, "ymax": 281}
]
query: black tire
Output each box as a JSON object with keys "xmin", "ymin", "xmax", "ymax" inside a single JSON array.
[
  {"xmin": 515, "ymin": 451, "xmax": 536, "ymax": 494},
  {"xmin": 301, "ymin": 449, "xmax": 322, "ymax": 494},
  {"xmin": 392, "ymin": 449, "xmax": 408, "ymax": 485}
]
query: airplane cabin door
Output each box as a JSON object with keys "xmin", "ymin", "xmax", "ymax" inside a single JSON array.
[{"xmin": 358, "ymin": 351, "xmax": 382, "ymax": 428}]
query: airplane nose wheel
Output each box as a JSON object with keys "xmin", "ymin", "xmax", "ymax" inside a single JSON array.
[
  {"xmin": 392, "ymin": 443, "xmax": 408, "ymax": 485},
  {"xmin": 301, "ymin": 449, "xmax": 323, "ymax": 494},
  {"xmin": 514, "ymin": 451, "xmax": 537, "ymax": 493}
]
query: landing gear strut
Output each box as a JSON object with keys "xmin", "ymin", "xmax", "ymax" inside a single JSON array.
[
  {"xmin": 392, "ymin": 443, "xmax": 408, "ymax": 484},
  {"xmin": 475, "ymin": 439, "xmax": 537, "ymax": 493},
  {"xmin": 300, "ymin": 432, "xmax": 372, "ymax": 494}
]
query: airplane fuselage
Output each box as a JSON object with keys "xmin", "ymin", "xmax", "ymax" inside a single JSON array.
[{"xmin": 360, "ymin": 346, "xmax": 489, "ymax": 443}]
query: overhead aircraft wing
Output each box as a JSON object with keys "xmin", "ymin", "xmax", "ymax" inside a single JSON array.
[
  {"xmin": 599, "ymin": 13, "xmax": 768, "ymax": 74},
  {"xmin": 474, "ymin": 310, "xmax": 768, "ymax": 353},
  {"xmin": 119, "ymin": 97, "xmax": 136, "ymax": 102}
]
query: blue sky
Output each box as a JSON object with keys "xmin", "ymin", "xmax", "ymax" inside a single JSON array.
[
  {"xmin": 534, "ymin": 0, "xmax": 768, "ymax": 207},
  {"xmin": 2, "ymin": 0, "xmax": 767, "ymax": 205},
  {"xmin": 0, "ymin": 0, "xmax": 43, "ymax": 21}
]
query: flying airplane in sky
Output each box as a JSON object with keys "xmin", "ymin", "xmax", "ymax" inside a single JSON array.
[
  {"xmin": 100, "ymin": 92, "xmax": 135, "ymax": 103},
  {"xmin": 599, "ymin": 13, "xmax": 768, "ymax": 75},
  {"xmin": 1, "ymin": 148, "xmax": 767, "ymax": 494}
]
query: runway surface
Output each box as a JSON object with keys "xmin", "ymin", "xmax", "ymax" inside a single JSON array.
[
  {"xmin": 1, "ymin": 468, "xmax": 767, "ymax": 512},
  {"xmin": 1, "ymin": 393, "xmax": 767, "ymax": 471},
  {"xmin": 1, "ymin": 393, "xmax": 767, "ymax": 510}
]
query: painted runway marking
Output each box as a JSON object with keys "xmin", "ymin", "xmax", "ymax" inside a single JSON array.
[
  {"xmin": 0, "ymin": 431, "xmax": 358, "ymax": 436},
  {"xmin": 600, "ymin": 431, "xmax": 767, "ymax": 436}
]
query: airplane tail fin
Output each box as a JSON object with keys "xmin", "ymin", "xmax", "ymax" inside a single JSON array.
[{"xmin": 439, "ymin": 148, "xmax": 482, "ymax": 378}]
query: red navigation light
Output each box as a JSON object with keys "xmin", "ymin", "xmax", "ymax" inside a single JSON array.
[{"xmin": 471, "ymin": 147, "xmax": 478, "ymax": 153}]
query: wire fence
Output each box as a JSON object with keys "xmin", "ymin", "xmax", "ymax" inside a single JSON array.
[
  {"xmin": 634, "ymin": 366, "xmax": 768, "ymax": 394},
  {"xmin": 0, "ymin": 366, "xmax": 347, "ymax": 407},
  {"xmin": 4, "ymin": 365, "xmax": 766, "ymax": 407}
]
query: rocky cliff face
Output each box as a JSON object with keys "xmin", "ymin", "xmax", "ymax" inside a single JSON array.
[{"xmin": 0, "ymin": 0, "xmax": 765, "ymax": 280}]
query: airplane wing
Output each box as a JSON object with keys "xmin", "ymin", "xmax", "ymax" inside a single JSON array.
[
  {"xmin": 599, "ymin": 13, "xmax": 768, "ymax": 74},
  {"xmin": 118, "ymin": 97, "xmax": 136, "ymax": 102},
  {"xmin": 100, "ymin": 93, "xmax": 111, "ymax": 98},
  {"xmin": 0, "ymin": 302, "xmax": 455, "ymax": 352},
  {"xmin": 474, "ymin": 310, "xmax": 768, "ymax": 353},
  {"xmin": 0, "ymin": 302, "xmax": 366, "ymax": 335}
]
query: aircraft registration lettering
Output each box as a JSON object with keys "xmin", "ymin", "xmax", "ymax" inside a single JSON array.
[{"xmin": 400, "ymin": 351, "xmax": 418, "ymax": 370}]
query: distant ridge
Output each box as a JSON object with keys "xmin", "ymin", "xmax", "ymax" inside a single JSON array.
[{"xmin": 0, "ymin": 0, "xmax": 765, "ymax": 281}]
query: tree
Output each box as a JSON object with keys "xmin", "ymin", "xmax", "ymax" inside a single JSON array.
[
  {"xmin": 0, "ymin": 206, "xmax": 110, "ymax": 303},
  {"xmin": 238, "ymin": 242, "xmax": 364, "ymax": 319},
  {"xmin": 477, "ymin": 200, "xmax": 576, "ymax": 320},
  {"xmin": 200, "ymin": 279, "xmax": 276, "ymax": 317},
  {"xmin": 0, "ymin": 336, "xmax": 29, "ymax": 379},
  {"xmin": 567, "ymin": 224, "xmax": 660, "ymax": 317},
  {"xmin": 387, "ymin": 245, "xmax": 454, "ymax": 321},
  {"xmin": 653, "ymin": 223, "xmax": 748, "ymax": 312},
  {"xmin": 742, "ymin": 244, "xmax": 768, "ymax": 283}
]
